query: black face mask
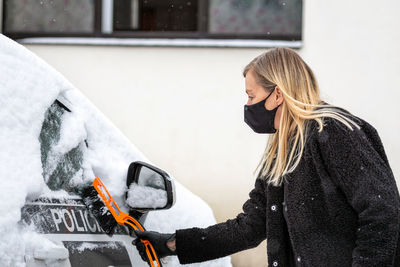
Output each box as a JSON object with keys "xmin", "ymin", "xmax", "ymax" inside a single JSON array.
[{"xmin": 244, "ymin": 90, "xmax": 280, "ymax": 134}]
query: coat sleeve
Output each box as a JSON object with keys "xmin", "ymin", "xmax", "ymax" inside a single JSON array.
[
  {"xmin": 174, "ymin": 177, "xmax": 267, "ymax": 264},
  {"xmin": 315, "ymin": 117, "xmax": 400, "ymax": 267}
]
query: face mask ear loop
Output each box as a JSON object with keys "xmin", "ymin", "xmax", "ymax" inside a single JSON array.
[
  {"xmin": 268, "ymin": 86, "xmax": 283, "ymax": 109},
  {"xmin": 265, "ymin": 86, "xmax": 276, "ymax": 101}
]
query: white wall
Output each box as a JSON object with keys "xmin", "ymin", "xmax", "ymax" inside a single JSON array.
[{"xmin": 21, "ymin": 0, "xmax": 400, "ymax": 266}]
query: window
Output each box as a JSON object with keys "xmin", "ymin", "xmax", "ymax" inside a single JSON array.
[
  {"xmin": 114, "ymin": 0, "xmax": 199, "ymax": 32},
  {"xmin": 39, "ymin": 100, "xmax": 86, "ymax": 194},
  {"xmin": 3, "ymin": 0, "xmax": 98, "ymax": 36},
  {"xmin": 2, "ymin": 0, "xmax": 302, "ymax": 48},
  {"xmin": 207, "ymin": 0, "xmax": 301, "ymax": 39}
]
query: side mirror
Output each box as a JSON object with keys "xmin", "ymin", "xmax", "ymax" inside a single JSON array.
[{"xmin": 126, "ymin": 161, "xmax": 175, "ymax": 210}]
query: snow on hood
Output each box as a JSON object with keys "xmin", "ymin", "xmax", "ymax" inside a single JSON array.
[{"xmin": 0, "ymin": 34, "xmax": 231, "ymax": 267}]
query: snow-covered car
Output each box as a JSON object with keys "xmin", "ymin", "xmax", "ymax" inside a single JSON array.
[
  {"xmin": 21, "ymin": 98, "xmax": 176, "ymax": 267},
  {"xmin": 0, "ymin": 33, "xmax": 232, "ymax": 267}
]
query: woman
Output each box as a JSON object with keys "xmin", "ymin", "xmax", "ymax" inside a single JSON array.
[{"xmin": 133, "ymin": 47, "xmax": 400, "ymax": 266}]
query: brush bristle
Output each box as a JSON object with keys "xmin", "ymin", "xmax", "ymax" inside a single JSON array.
[{"xmin": 82, "ymin": 186, "xmax": 118, "ymax": 236}]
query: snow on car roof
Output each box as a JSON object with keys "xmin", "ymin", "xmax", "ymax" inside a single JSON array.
[{"xmin": 0, "ymin": 33, "xmax": 231, "ymax": 266}]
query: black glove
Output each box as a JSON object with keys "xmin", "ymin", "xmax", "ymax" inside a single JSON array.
[{"xmin": 132, "ymin": 230, "xmax": 177, "ymax": 264}]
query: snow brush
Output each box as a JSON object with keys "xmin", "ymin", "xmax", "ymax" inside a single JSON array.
[{"xmin": 82, "ymin": 176, "xmax": 162, "ymax": 267}]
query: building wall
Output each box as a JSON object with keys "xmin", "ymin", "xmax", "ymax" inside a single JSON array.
[{"xmin": 21, "ymin": 0, "xmax": 400, "ymax": 266}]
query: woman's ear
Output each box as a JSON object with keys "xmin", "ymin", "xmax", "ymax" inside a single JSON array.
[{"xmin": 275, "ymin": 86, "xmax": 284, "ymax": 105}]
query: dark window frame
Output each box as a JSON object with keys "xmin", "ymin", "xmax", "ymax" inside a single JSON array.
[{"xmin": 1, "ymin": 0, "xmax": 302, "ymax": 45}]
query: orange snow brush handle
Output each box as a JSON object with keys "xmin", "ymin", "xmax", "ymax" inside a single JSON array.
[{"xmin": 92, "ymin": 176, "xmax": 162, "ymax": 267}]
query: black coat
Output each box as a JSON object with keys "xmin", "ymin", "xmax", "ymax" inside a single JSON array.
[{"xmin": 174, "ymin": 108, "xmax": 400, "ymax": 266}]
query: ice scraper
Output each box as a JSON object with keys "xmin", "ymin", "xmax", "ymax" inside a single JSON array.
[{"xmin": 82, "ymin": 176, "xmax": 162, "ymax": 267}]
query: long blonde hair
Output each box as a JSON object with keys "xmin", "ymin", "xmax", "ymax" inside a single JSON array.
[{"xmin": 243, "ymin": 47, "xmax": 361, "ymax": 187}]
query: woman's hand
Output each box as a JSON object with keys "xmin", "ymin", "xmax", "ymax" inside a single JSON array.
[{"xmin": 132, "ymin": 230, "xmax": 177, "ymax": 263}]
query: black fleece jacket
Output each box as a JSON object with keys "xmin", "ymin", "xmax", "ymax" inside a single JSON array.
[{"xmin": 174, "ymin": 108, "xmax": 400, "ymax": 266}]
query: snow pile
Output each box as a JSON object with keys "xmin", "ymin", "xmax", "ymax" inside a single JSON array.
[
  {"xmin": 127, "ymin": 183, "xmax": 168, "ymax": 209},
  {"xmin": 0, "ymin": 33, "xmax": 70, "ymax": 266},
  {"xmin": 0, "ymin": 33, "xmax": 231, "ymax": 267}
]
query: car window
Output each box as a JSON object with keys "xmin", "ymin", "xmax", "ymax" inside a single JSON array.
[
  {"xmin": 64, "ymin": 241, "xmax": 131, "ymax": 266},
  {"xmin": 39, "ymin": 100, "xmax": 86, "ymax": 195}
]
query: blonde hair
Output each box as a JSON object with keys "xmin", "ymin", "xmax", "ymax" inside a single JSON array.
[{"xmin": 243, "ymin": 47, "xmax": 361, "ymax": 187}]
